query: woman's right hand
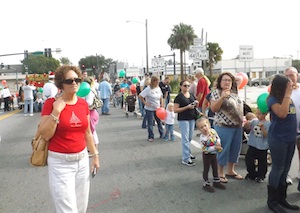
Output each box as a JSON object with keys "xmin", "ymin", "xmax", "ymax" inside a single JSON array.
[
  {"xmin": 220, "ymin": 89, "xmax": 230, "ymax": 100},
  {"xmin": 52, "ymin": 97, "xmax": 66, "ymax": 114}
]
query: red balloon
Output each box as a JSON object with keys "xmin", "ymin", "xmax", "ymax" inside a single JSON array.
[
  {"xmin": 267, "ymin": 84, "xmax": 271, "ymax": 92},
  {"xmin": 2, "ymin": 80, "xmax": 7, "ymax": 85},
  {"xmin": 120, "ymin": 88, "xmax": 125, "ymax": 92},
  {"xmin": 236, "ymin": 72, "xmax": 248, "ymax": 89},
  {"xmin": 130, "ymin": 84, "xmax": 136, "ymax": 92},
  {"xmin": 156, "ymin": 107, "xmax": 167, "ymax": 120}
]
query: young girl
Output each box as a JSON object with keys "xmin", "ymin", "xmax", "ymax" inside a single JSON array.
[
  {"xmin": 244, "ymin": 108, "xmax": 270, "ymax": 183},
  {"xmin": 196, "ymin": 117, "xmax": 225, "ymax": 193},
  {"xmin": 163, "ymin": 102, "xmax": 176, "ymax": 141}
]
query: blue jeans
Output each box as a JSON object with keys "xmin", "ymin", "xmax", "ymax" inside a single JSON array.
[
  {"xmin": 101, "ymin": 98, "xmax": 109, "ymax": 114},
  {"xmin": 24, "ymin": 99, "xmax": 33, "ymax": 114},
  {"xmin": 178, "ymin": 120, "xmax": 195, "ymax": 162},
  {"xmin": 164, "ymin": 124, "xmax": 174, "ymax": 140},
  {"xmin": 144, "ymin": 109, "xmax": 163, "ymax": 139},
  {"xmin": 214, "ymin": 126, "xmax": 242, "ymax": 166},
  {"xmin": 138, "ymin": 98, "xmax": 145, "ymax": 116},
  {"xmin": 268, "ymin": 139, "xmax": 295, "ymax": 188},
  {"xmin": 34, "ymin": 102, "xmax": 43, "ymax": 112}
]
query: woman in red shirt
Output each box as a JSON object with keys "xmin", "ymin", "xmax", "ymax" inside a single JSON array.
[{"xmin": 39, "ymin": 65, "xmax": 100, "ymax": 213}]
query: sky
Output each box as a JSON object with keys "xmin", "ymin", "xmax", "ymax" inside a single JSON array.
[{"xmin": 1, "ymin": 0, "xmax": 300, "ymax": 68}]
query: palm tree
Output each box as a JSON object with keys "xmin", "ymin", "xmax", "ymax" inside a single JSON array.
[
  {"xmin": 59, "ymin": 57, "xmax": 72, "ymax": 65},
  {"xmin": 206, "ymin": 42, "xmax": 223, "ymax": 77},
  {"xmin": 167, "ymin": 23, "xmax": 197, "ymax": 80}
]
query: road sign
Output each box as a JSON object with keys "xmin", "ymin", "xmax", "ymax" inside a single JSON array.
[
  {"xmin": 239, "ymin": 45, "xmax": 254, "ymax": 62},
  {"xmin": 194, "ymin": 38, "xmax": 202, "ymax": 44},
  {"xmin": 189, "ymin": 49, "xmax": 208, "ymax": 60},
  {"xmin": 189, "ymin": 45, "xmax": 206, "ymax": 51},
  {"xmin": 151, "ymin": 58, "xmax": 165, "ymax": 69}
]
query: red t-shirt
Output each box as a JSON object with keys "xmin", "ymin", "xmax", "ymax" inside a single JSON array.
[
  {"xmin": 196, "ymin": 77, "xmax": 210, "ymax": 107},
  {"xmin": 42, "ymin": 97, "xmax": 90, "ymax": 153}
]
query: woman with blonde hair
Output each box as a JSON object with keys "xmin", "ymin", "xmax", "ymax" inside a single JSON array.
[
  {"xmin": 139, "ymin": 76, "xmax": 164, "ymax": 142},
  {"xmin": 188, "ymin": 75, "xmax": 197, "ymax": 97},
  {"xmin": 84, "ymin": 76, "xmax": 100, "ymax": 149}
]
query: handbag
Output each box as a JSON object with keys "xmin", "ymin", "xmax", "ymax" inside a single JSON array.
[
  {"xmin": 89, "ymin": 90, "xmax": 103, "ymax": 110},
  {"xmin": 30, "ymin": 130, "xmax": 49, "ymax": 167}
]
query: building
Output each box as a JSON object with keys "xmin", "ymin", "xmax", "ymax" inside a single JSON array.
[
  {"xmin": 212, "ymin": 57, "xmax": 292, "ymax": 79},
  {"xmin": 0, "ymin": 64, "xmax": 25, "ymax": 94}
]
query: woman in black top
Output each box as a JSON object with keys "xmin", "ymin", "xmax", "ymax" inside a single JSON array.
[{"xmin": 174, "ymin": 80, "xmax": 198, "ymax": 166}]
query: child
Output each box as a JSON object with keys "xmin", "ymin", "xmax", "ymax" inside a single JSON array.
[
  {"xmin": 244, "ymin": 108, "xmax": 270, "ymax": 183},
  {"xmin": 163, "ymin": 103, "xmax": 176, "ymax": 141},
  {"xmin": 196, "ymin": 117, "xmax": 225, "ymax": 193}
]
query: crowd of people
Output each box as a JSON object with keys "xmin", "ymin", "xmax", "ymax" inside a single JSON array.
[{"xmin": 2, "ymin": 64, "xmax": 300, "ymax": 212}]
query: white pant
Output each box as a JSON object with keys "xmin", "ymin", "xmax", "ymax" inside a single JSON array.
[{"xmin": 48, "ymin": 149, "xmax": 90, "ymax": 213}]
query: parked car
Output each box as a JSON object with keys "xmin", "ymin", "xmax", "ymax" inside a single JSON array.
[{"xmin": 248, "ymin": 78, "xmax": 270, "ymax": 87}]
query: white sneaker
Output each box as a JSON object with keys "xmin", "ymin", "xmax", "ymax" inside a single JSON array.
[
  {"xmin": 286, "ymin": 175, "xmax": 293, "ymax": 185},
  {"xmin": 30, "ymin": 114, "xmax": 33, "ymax": 116},
  {"xmin": 182, "ymin": 160, "xmax": 195, "ymax": 167}
]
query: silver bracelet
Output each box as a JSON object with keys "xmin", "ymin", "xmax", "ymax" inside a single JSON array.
[
  {"xmin": 50, "ymin": 113, "xmax": 60, "ymax": 124},
  {"xmin": 89, "ymin": 152, "xmax": 99, "ymax": 158}
]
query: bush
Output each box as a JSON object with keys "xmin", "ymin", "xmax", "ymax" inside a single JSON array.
[{"xmin": 169, "ymin": 79, "xmax": 180, "ymax": 95}]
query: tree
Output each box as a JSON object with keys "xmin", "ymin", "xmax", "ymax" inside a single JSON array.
[
  {"xmin": 22, "ymin": 55, "xmax": 60, "ymax": 74},
  {"xmin": 167, "ymin": 23, "xmax": 197, "ymax": 80},
  {"xmin": 60, "ymin": 57, "xmax": 72, "ymax": 65},
  {"xmin": 79, "ymin": 55, "xmax": 116, "ymax": 77},
  {"xmin": 206, "ymin": 42, "xmax": 223, "ymax": 77}
]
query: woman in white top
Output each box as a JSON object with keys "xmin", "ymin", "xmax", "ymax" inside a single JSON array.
[
  {"xmin": 139, "ymin": 76, "xmax": 164, "ymax": 142},
  {"xmin": 22, "ymin": 80, "xmax": 36, "ymax": 116}
]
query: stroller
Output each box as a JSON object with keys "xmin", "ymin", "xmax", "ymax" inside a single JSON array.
[{"xmin": 125, "ymin": 94, "xmax": 137, "ymax": 118}]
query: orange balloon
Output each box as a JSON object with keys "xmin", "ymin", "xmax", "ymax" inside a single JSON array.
[
  {"xmin": 236, "ymin": 72, "xmax": 248, "ymax": 89},
  {"xmin": 2, "ymin": 80, "xmax": 7, "ymax": 85},
  {"xmin": 130, "ymin": 84, "xmax": 136, "ymax": 92},
  {"xmin": 156, "ymin": 107, "xmax": 167, "ymax": 120}
]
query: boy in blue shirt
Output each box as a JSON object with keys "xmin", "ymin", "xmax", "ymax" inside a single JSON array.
[{"xmin": 244, "ymin": 108, "xmax": 270, "ymax": 183}]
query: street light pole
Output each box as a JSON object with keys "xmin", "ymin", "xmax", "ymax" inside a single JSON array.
[
  {"xmin": 126, "ymin": 19, "xmax": 149, "ymax": 73},
  {"xmin": 145, "ymin": 19, "xmax": 149, "ymax": 73}
]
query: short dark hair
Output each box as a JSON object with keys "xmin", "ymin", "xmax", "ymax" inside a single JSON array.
[{"xmin": 54, "ymin": 65, "xmax": 82, "ymax": 89}]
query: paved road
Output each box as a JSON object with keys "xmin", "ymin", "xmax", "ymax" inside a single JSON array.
[{"xmin": 1, "ymin": 92, "xmax": 300, "ymax": 213}]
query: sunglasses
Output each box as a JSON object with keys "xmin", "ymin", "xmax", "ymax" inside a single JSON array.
[
  {"xmin": 63, "ymin": 78, "xmax": 82, "ymax": 84},
  {"xmin": 182, "ymin": 84, "xmax": 190, "ymax": 87}
]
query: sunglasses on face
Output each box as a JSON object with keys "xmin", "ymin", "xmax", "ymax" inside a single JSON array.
[
  {"xmin": 182, "ymin": 84, "xmax": 190, "ymax": 87},
  {"xmin": 63, "ymin": 78, "xmax": 82, "ymax": 84}
]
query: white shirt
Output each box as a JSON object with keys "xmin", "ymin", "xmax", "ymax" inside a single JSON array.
[
  {"xmin": 291, "ymin": 83, "xmax": 300, "ymax": 133},
  {"xmin": 1, "ymin": 88, "xmax": 11, "ymax": 98},
  {"xmin": 43, "ymin": 80, "xmax": 58, "ymax": 99},
  {"xmin": 22, "ymin": 85, "xmax": 36, "ymax": 100},
  {"xmin": 139, "ymin": 86, "xmax": 162, "ymax": 111},
  {"xmin": 164, "ymin": 110, "xmax": 175, "ymax": 125}
]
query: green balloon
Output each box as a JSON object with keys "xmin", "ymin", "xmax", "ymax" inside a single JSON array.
[
  {"xmin": 257, "ymin": 92, "xmax": 269, "ymax": 113},
  {"xmin": 39, "ymin": 88, "xmax": 43, "ymax": 93},
  {"xmin": 119, "ymin": 70, "xmax": 126, "ymax": 77},
  {"xmin": 76, "ymin": 82, "xmax": 91, "ymax": 97},
  {"xmin": 132, "ymin": 77, "xmax": 138, "ymax": 84}
]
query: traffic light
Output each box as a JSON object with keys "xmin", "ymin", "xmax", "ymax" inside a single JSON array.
[
  {"xmin": 48, "ymin": 48, "xmax": 52, "ymax": 57},
  {"xmin": 24, "ymin": 50, "xmax": 28, "ymax": 59},
  {"xmin": 0, "ymin": 63, "xmax": 4, "ymax": 69},
  {"xmin": 44, "ymin": 48, "xmax": 52, "ymax": 57},
  {"xmin": 81, "ymin": 64, "xmax": 85, "ymax": 70},
  {"xmin": 92, "ymin": 65, "xmax": 96, "ymax": 70},
  {"xmin": 7, "ymin": 65, "xmax": 10, "ymax": 69}
]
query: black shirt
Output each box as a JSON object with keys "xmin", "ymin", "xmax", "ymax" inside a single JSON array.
[{"xmin": 174, "ymin": 92, "xmax": 197, "ymax": 120}]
